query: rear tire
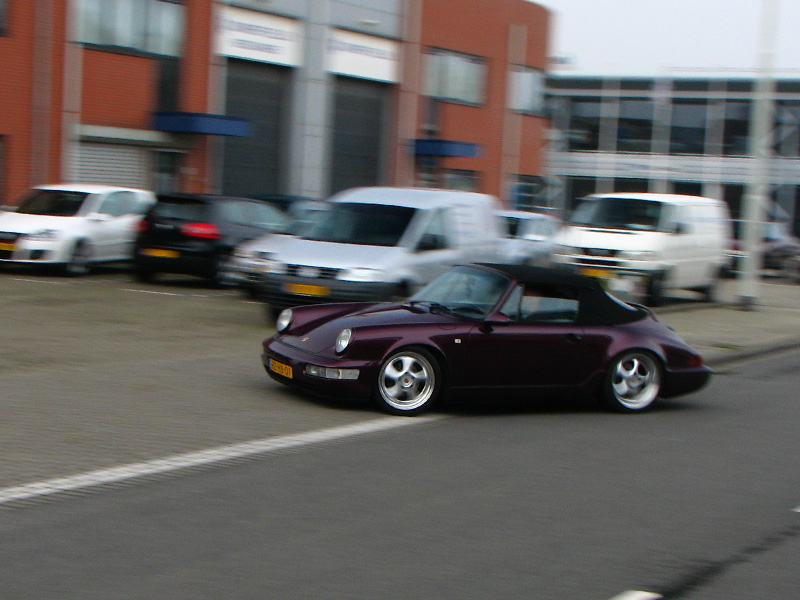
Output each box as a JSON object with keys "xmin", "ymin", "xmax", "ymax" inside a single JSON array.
[
  {"xmin": 601, "ymin": 350, "xmax": 662, "ymax": 412},
  {"xmin": 133, "ymin": 267, "xmax": 155, "ymax": 283},
  {"xmin": 646, "ymin": 273, "xmax": 665, "ymax": 307}
]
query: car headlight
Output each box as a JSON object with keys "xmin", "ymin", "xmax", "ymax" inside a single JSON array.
[
  {"xmin": 618, "ymin": 250, "xmax": 657, "ymax": 261},
  {"xmin": 335, "ymin": 328, "xmax": 352, "ymax": 353},
  {"xmin": 24, "ymin": 229, "xmax": 59, "ymax": 242},
  {"xmin": 259, "ymin": 258, "xmax": 287, "ymax": 274},
  {"xmin": 337, "ymin": 267, "xmax": 385, "ymax": 282},
  {"xmin": 276, "ymin": 308, "xmax": 293, "ymax": 332}
]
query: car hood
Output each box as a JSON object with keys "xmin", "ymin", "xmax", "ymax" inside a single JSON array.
[
  {"xmin": 273, "ymin": 238, "xmax": 403, "ymax": 269},
  {"xmin": 282, "ymin": 303, "xmax": 462, "ymax": 354},
  {"xmin": 0, "ymin": 211, "xmax": 82, "ymax": 234},
  {"xmin": 556, "ymin": 226, "xmax": 666, "ymax": 251}
]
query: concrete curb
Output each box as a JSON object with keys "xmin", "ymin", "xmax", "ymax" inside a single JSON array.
[{"xmin": 705, "ymin": 337, "xmax": 800, "ymax": 368}]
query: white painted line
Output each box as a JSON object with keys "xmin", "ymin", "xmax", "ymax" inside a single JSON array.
[
  {"xmin": 123, "ymin": 288, "xmax": 184, "ymax": 296},
  {"xmin": 9, "ymin": 277, "xmax": 68, "ymax": 285},
  {"xmin": 0, "ymin": 417, "xmax": 442, "ymax": 505},
  {"xmin": 608, "ymin": 592, "xmax": 662, "ymax": 600}
]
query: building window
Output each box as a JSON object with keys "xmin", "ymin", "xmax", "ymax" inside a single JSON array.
[
  {"xmin": 0, "ymin": 0, "xmax": 7, "ymax": 35},
  {"xmin": 617, "ymin": 99, "xmax": 653, "ymax": 153},
  {"xmin": 76, "ymin": 0, "xmax": 184, "ymax": 57},
  {"xmin": 670, "ymin": 99, "xmax": 707, "ymax": 155},
  {"xmin": 723, "ymin": 101, "xmax": 750, "ymax": 156},
  {"xmin": 441, "ymin": 169, "xmax": 479, "ymax": 191},
  {"xmin": 774, "ymin": 101, "xmax": 800, "ymax": 157},
  {"xmin": 566, "ymin": 98, "xmax": 602, "ymax": 151},
  {"xmin": 509, "ymin": 66, "xmax": 545, "ymax": 115},
  {"xmin": 425, "ymin": 49, "xmax": 486, "ymax": 106},
  {"xmin": 511, "ymin": 175, "xmax": 549, "ymax": 212}
]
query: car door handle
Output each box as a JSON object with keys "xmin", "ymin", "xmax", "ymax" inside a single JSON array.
[{"xmin": 565, "ymin": 333, "xmax": 582, "ymax": 343}]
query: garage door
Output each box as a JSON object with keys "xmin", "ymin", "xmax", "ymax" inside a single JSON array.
[
  {"xmin": 75, "ymin": 143, "xmax": 151, "ymax": 189},
  {"xmin": 329, "ymin": 76, "xmax": 391, "ymax": 195},
  {"xmin": 222, "ymin": 59, "xmax": 290, "ymax": 197}
]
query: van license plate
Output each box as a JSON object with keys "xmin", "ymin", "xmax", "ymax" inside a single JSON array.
[
  {"xmin": 0, "ymin": 242, "xmax": 15, "ymax": 252},
  {"xmin": 283, "ymin": 282, "xmax": 330, "ymax": 297},
  {"xmin": 269, "ymin": 358, "xmax": 293, "ymax": 379}
]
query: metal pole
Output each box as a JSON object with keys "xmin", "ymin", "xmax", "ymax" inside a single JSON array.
[{"xmin": 737, "ymin": 0, "xmax": 778, "ymax": 309}]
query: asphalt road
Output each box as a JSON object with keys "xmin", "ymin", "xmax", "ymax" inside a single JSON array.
[{"xmin": 1, "ymin": 268, "xmax": 799, "ymax": 599}]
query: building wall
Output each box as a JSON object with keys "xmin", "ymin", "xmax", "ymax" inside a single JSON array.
[{"xmin": 418, "ymin": 0, "xmax": 550, "ymax": 205}]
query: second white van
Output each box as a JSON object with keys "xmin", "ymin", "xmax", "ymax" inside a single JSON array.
[{"xmin": 552, "ymin": 192, "xmax": 732, "ymax": 305}]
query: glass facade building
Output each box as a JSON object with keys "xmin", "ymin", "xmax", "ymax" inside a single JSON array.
[{"xmin": 545, "ymin": 76, "xmax": 800, "ymax": 235}]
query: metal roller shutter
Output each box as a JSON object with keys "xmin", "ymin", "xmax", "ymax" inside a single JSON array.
[
  {"xmin": 330, "ymin": 77, "xmax": 391, "ymax": 195},
  {"xmin": 222, "ymin": 60, "xmax": 289, "ymax": 197},
  {"xmin": 75, "ymin": 143, "xmax": 151, "ymax": 189}
]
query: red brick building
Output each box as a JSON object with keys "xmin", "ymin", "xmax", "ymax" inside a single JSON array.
[{"xmin": 0, "ymin": 0, "xmax": 550, "ymax": 208}]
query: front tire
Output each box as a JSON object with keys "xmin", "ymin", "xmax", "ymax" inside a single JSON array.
[
  {"xmin": 63, "ymin": 241, "xmax": 91, "ymax": 276},
  {"xmin": 601, "ymin": 350, "xmax": 662, "ymax": 412},
  {"xmin": 375, "ymin": 347, "xmax": 441, "ymax": 416}
]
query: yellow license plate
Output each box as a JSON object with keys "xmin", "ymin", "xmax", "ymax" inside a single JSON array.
[
  {"xmin": 579, "ymin": 267, "xmax": 612, "ymax": 279},
  {"xmin": 283, "ymin": 282, "xmax": 330, "ymax": 297},
  {"xmin": 0, "ymin": 242, "xmax": 15, "ymax": 252},
  {"xmin": 142, "ymin": 248, "xmax": 180, "ymax": 258},
  {"xmin": 269, "ymin": 358, "xmax": 293, "ymax": 379}
]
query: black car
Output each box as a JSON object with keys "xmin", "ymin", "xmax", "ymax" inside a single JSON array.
[{"xmin": 133, "ymin": 194, "xmax": 289, "ymax": 285}]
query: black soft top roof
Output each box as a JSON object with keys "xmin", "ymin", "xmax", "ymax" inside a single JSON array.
[{"xmin": 473, "ymin": 263, "xmax": 647, "ymax": 325}]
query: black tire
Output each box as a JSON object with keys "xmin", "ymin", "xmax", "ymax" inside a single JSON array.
[
  {"xmin": 374, "ymin": 346, "xmax": 442, "ymax": 416},
  {"xmin": 63, "ymin": 241, "xmax": 91, "ymax": 277},
  {"xmin": 601, "ymin": 350, "xmax": 662, "ymax": 413},
  {"xmin": 700, "ymin": 268, "xmax": 721, "ymax": 303},
  {"xmin": 645, "ymin": 273, "xmax": 665, "ymax": 307},
  {"xmin": 133, "ymin": 267, "xmax": 155, "ymax": 283}
]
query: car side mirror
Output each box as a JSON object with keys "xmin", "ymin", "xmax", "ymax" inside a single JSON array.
[
  {"xmin": 673, "ymin": 223, "xmax": 687, "ymax": 235},
  {"xmin": 89, "ymin": 213, "xmax": 110, "ymax": 222}
]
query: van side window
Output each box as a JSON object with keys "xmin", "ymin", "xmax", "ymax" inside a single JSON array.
[{"xmin": 417, "ymin": 209, "xmax": 449, "ymax": 251}]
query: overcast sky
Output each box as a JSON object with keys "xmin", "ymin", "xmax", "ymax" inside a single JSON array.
[{"xmin": 536, "ymin": 0, "xmax": 800, "ymax": 77}]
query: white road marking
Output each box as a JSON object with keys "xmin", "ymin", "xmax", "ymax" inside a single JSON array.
[
  {"xmin": 122, "ymin": 288, "xmax": 184, "ymax": 297},
  {"xmin": 0, "ymin": 416, "xmax": 442, "ymax": 505},
  {"xmin": 608, "ymin": 592, "xmax": 662, "ymax": 600}
]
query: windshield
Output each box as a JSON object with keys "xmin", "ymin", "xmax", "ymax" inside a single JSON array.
[
  {"xmin": 16, "ymin": 190, "xmax": 90, "ymax": 217},
  {"xmin": 302, "ymin": 202, "xmax": 416, "ymax": 246},
  {"xmin": 570, "ymin": 197, "xmax": 665, "ymax": 231},
  {"xmin": 408, "ymin": 266, "xmax": 510, "ymax": 318}
]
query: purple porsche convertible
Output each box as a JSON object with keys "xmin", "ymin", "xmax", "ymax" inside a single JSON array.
[{"xmin": 262, "ymin": 263, "xmax": 711, "ymax": 415}]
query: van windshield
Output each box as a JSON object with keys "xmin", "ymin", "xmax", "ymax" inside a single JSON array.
[
  {"xmin": 302, "ymin": 202, "xmax": 417, "ymax": 246},
  {"xmin": 570, "ymin": 197, "xmax": 666, "ymax": 232}
]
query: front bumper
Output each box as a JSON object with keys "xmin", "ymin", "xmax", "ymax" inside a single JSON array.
[
  {"xmin": 255, "ymin": 274, "xmax": 403, "ymax": 309},
  {"xmin": 262, "ymin": 337, "xmax": 378, "ymax": 401},
  {"xmin": 0, "ymin": 235, "xmax": 71, "ymax": 264}
]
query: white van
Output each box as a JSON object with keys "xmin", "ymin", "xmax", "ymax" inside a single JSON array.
[
  {"xmin": 253, "ymin": 187, "xmax": 503, "ymax": 311},
  {"xmin": 552, "ymin": 193, "xmax": 732, "ymax": 305}
]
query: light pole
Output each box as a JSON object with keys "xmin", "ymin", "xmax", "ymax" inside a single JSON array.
[{"xmin": 737, "ymin": 0, "xmax": 779, "ymax": 309}]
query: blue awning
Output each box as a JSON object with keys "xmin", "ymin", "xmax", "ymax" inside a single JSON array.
[
  {"xmin": 152, "ymin": 112, "xmax": 252, "ymax": 137},
  {"xmin": 413, "ymin": 138, "xmax": 481, "ymax": 158}
]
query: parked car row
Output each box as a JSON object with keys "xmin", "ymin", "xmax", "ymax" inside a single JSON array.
[{"xmin": 2, "ymin": 185, "xmax": 798, "ymax": 304}]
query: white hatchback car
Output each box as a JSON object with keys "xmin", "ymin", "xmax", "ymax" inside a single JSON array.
[
  {"xmin": 0, "ymin": 184, "xmax": 156, "ymax": 275},
  {"xmin": 496, "ymin": 210, "xmax": 562, "ymax": 266}
]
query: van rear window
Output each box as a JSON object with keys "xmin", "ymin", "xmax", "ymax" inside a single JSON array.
[{"xmin": 303, "ymin": 203, "xmax": 416, "ymax": 246}]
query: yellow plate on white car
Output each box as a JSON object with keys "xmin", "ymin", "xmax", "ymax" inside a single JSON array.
[
  {"xmin": 282, "ymin": 282, "xmax": 330, "ymax": 297},
  {"xmin": 142, "ymin": 248, "xmax": 180, "ymax": 258},
  {"xmin": 0, "ymin": 242, "xmax": 15, "ymax": 252},
  {"xmin": 269, "ymin": 358, "xmax": 293, "ymax": 379}
]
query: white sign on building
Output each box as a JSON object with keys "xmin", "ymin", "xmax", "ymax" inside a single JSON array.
[
  {"xmin": 216, "ymin": 6, "xmax": 303, "ymax": 67},
  {"xmin": 327, "ymin": 29, "xmax": 399, "ymax": 83}
]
